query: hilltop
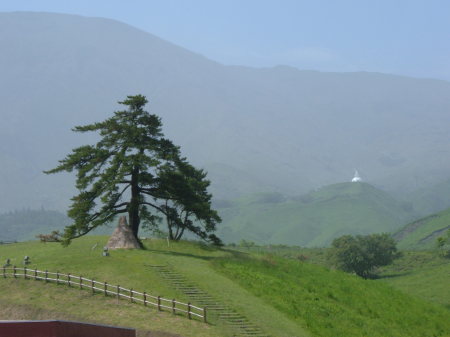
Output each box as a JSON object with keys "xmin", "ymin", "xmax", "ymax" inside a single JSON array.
[
  {"xmin": 217, "ymin": 182, "xmax": 415, "ymax": 246},
  {"xmin": 0, "ymin": 237, "xmax": 449, "ymax": 337}
]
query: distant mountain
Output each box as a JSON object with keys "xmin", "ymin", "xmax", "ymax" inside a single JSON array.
[
  {"xmin": 1, "ymin": 12, "xmax": 450, "ymax": 213},
  {"xmin": 404, "ymin": 179, "xmax": 450, "ymax": 217},
  {"xmin": 0, "ymin": 209, "xmax": 70, "ymax": 242},
  {"xmin": 0, "ymin": 209, "xmax": 129, "ymax": 242},
  {"xmin": 393, "ymin": 207, "xmax": 450, "ymax": 250},
  {"xmin": 216, "ymin": 182, "xmax": 414, "ymax": 246}
]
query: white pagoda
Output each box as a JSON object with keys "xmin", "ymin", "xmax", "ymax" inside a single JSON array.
[{"xmin": 351, "ymin": 170, "xmax": 362, "ymax": 182}]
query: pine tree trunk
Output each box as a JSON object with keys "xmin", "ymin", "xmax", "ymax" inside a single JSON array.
[
  {"xmin": 167, "ymin": 215, "xmax": 174, "ymax": 240},
  {"xmin": 129, "ymin": 166, "xmax": 140, "ymax": 238}
]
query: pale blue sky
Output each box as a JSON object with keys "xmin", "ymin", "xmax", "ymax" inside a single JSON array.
[{"xmin": 1, "ymin": 0, "xmax": 449, "ymax": 80}]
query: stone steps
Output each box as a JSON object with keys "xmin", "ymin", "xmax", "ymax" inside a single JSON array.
[{"xmin": 149, "ymin": 264, "xmax": 269, "ymax": 337}]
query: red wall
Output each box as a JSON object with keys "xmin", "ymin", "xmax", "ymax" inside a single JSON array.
[{"xmin": 0, "ymin": 320, "xmax": 136, "ymax": 337}]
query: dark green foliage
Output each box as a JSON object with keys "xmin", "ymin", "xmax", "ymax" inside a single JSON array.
[
  {"xmin": 36, "ymin": 230, "xmax": 62, "ymax": 242},
  {"xmin": 329, "ymin": 233, "xmax": 399, "ymax": 278},
  {"xmin": 45, "ymin": 95, "xmax": 221, "ymax": 245},
  {"xmin": 238, "ymin": 239, "xmax": 256, "ymax": 249},
  {"xmin": 150, "ymin": 156, "xmax": 222, "ymax": 245}
]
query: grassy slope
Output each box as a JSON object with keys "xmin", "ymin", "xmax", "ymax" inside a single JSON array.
[
  {"xmin": 378, "ymin": 251, "xmax": 450, "ymax": 308},
  {"xmin": 394, "ymin": 207, "xmax": 450, "ymax": 250},
  {"xmin": 213, "ymin": 254, "xmax": 450, "ymax": 337},
  {"xmin": 0, "ymin": 237, "xmax": 304, "ymax": 337},
  {"xmin": 0, "ymin": 238, "xmax": 221, "ymax": 337},
  {"xmin": 218, "ymin": 182, "xmax": 413, "ymax": 247},
  {"xmin": 0, "ymin": 237, "xmax": 449, "ymax": 337},
  {"xmin": 236, "ymin": 244, "xmax": 450, "ymax": 313},
  {"xmin": 0, "ymin": 281, "xmax": 195, "ymax": 337}
]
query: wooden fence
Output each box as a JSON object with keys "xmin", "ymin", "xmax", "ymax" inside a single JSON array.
[{"xmin": 2, "ymin": 266, "xmax": 206, "ymax": 323}]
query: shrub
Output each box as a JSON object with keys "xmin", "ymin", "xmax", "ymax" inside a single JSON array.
[
  {"xmin": 329, "ymin": 233, "xmax": 399, "ymax": 278},
  {"xmin": 436, "ymin": 229, "xmax": 450, "ymax": 258}
]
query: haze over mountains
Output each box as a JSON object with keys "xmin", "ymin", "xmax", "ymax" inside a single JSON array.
[{"xmin": 1, "ymin": 11, "xmax": 450, "ymax": 214}]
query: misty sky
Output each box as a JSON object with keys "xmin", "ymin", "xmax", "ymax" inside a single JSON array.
[{"xmin": 1, "ymin": 0, "xmax": 449, "ymax": 81}]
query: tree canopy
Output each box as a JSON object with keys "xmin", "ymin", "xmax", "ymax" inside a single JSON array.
[
  {"xmin": 45, "ymin": 95, "xmax": 221, "ymax": 246},
  {"xmin": 329, "ymin": 233, "xmax": 399, "ymax": 279}
]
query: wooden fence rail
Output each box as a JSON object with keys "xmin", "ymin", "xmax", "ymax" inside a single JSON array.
[{"xmin": 1, "ymin": 266, "xmax": 206, "ymax": 322}]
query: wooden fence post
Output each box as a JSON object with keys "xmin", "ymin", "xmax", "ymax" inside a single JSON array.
[
  {"xmin": 130, "ymin": 289, "xmax": 133, "ymax": 303},
  {"xmin": 2, "ymin": 266, "xmax": 5, "ymax": 278},
  {"xmin": 56, "ymin": 271, "xmax": 59, "ymax": 285},
  {"xmin": 172, "ymin": 299, "xmax": 176, "ymax": 314},
  {"xmin": 68, "ymin": 273, "xmax": 71, "ymax": 287},
  {"xmin": 104, "ymin": 282, "xmax": 107, "ymax": 296},
  {"xmin": 13, "ymin": 265, "xmax": 16, "ymax": 278},
  {"xmin": 79, "ymin": 276, "xmax": 82, "ymax": 289},
  {"xmin": 91, "ymin": 279, "xmax": 95, "ymax": 294},
  {"xmin": 117, "ymin": 285, "xmax": 120, "ymax": 301},
  {"xmin": 158, "ymin": 296, "xmax": 161, "ymax": 311},
  {"xmin": 45, "ymin": 270, "xmax": 48, "ymax": 283},
  {"xmin": 34, "ymin": 268, "xmax": 37, "ymax": 280},
  {"xmin": 23, "ymin": 267, "xmax": 27, "ymax": 279},
  {"xmin": 187, "ymin": 302, "xmax": 192, "ymax": 319},
  {"xmin": 203, "ymin": 307, "xmax": 207, "ymax": 323},
  {"xmin": 143, "ymin": 292, "xmax": 147, "ymax": 306}
]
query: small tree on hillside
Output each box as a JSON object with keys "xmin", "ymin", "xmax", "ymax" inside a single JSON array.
[
  {"xmin": 436, "ymin": 229, "xmax": 450, "ymax": 258},
  {"xmin": 329, "ymin": 233, "xmax": 399, "ymax": 279},
  {"xmin": 45, "ymin": 95, "xmax": 221, "ymax": 246}
]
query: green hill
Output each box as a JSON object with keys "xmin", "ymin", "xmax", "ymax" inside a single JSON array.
[
  {"xmin": 0, "ymin": 237, "xmax": 449, "ymax": 337},
  {"xmin": 393, "ymin": 207, "xmax": 450, "ymax": 250},
  {"xmin": 217, "ymin": 182, "xmax": 414, "ymax": 247}
]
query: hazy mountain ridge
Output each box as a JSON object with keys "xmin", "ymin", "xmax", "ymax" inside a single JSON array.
[{"xmin": 1, "ymin": 12, "xmax": 450, "ymax": 213}]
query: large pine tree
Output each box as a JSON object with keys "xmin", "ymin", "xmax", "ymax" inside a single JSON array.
[{"xmin": 45, "ymin": 95, "xmax": 221, "ymax": 246}]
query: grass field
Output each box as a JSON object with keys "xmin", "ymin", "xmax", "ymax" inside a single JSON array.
[
  {"xmin": 0, "ymin": 237, "xmax": 449, "ymax": 337},
  {"xmin": 378, "ymin": 250, "xmax": 450, "ymax": 308},
  {"xmin": 213, "ymin": 253, "xmax": 450, "ymax": 337},
  {"xmin": 234, "ymin": 244, "xmax": 450, "ymax": 310}
]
